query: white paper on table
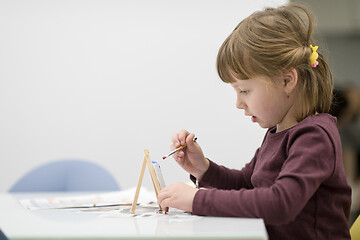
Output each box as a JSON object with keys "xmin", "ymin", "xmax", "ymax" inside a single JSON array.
[
  {"xmin": 100, "ymin": 206, "xmax": 202, "ymax": 220},
  {"xmin": 19, "ymin": 187, "xmax": 157, "ymax": 210}
]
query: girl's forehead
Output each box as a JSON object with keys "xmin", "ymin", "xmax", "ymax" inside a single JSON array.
[
  {"xmin": 230, "ymin": 75, "xmax": 268, "ymax": 86},
  {"xmin": 230, "ymin": 76, "xmax": 281, "ymax": 90},
  {"xmin": 230, "ymin": 79, "xmax": 252, "ymax": 88}
]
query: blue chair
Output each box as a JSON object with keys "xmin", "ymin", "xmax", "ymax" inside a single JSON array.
[
  {"xmin": 0, "ymin": 229, "xmax": 9, "ymax": 240},
  {"xmin": 9, "ymin": 159, "xmax": 120, "ymax": 192}
]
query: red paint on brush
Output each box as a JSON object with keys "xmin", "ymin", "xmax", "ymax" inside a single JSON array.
[{"xmin": 162, "ymin": 156, "xmax": 166, "ymax": 160}]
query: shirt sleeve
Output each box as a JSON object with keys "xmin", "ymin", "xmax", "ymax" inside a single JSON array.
[
  {"xmin": 192, "ymin": 125, "xmax": 335, "ymax": 225},
  {"xmin": 190, "ymin": 149, "xmax": 259, "ymax": 190}
]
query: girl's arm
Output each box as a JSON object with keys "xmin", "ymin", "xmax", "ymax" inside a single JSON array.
[{"xmin": 190, "ymin": 151, "xmax": 258, "ymax": 190}]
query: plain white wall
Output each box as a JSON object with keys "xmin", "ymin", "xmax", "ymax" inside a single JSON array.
[{"xmin": 0, "ymin": 0, "xmax": 287, "ymax": 192}]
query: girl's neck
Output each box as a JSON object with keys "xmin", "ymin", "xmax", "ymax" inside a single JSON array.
[
  {"xmin": 275, "ymin": 100, "xmax": 299, "ymax": 133},
  {"xmin": 276, "ymin": 119, "xmax": 299, "ymax": 133}
]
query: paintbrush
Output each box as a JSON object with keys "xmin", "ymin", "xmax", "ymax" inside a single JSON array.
[{"xmin": 162, "ymin": 137, "xmax": 197, "ymax": 160}]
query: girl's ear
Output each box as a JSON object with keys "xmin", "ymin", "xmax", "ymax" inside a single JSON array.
[{"xmin": 283, "ymin": 68, "xmax": 298, "ymax": 94}]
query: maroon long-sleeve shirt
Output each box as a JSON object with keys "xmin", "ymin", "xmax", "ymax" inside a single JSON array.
[{"xmin": 192, "ymin": 113, "xmax": 351, "ymax": 240}]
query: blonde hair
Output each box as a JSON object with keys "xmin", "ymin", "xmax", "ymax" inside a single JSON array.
[{"xmin": 216, "ymin": 4, "xmax": 333, "ymax": 121}]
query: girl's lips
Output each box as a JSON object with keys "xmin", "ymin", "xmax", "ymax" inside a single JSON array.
[{"xmin": 251, "ymin": 116, "xmax": 257, "ymax": 123}]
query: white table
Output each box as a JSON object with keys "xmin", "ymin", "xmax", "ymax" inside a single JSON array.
[{"xmin": 0, "ymin": 192, "xmax": 268, "ymax": 240}]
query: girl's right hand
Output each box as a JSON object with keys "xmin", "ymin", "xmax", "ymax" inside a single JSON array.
[{"xmin": 171, "ymin": 129, "xmax": 209, "ymax": 180}]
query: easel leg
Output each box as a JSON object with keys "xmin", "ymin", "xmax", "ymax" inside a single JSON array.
[{"xmin": 131, "ymin": 154, "xmax": 147, "ymax": 213}]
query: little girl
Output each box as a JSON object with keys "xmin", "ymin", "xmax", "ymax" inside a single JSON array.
[{"xmin": 157, "ymin": 4, "xmax": 351, "ymax": 240}]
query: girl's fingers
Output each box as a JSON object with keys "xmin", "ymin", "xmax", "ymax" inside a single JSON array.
[
  {"xmin": 179, "ymin": 129, "xmax": 190, "ymax": 146},
  {"xmin": 186, "ymin": 133, "xmax": 196, "ymax": 145},
  {"xmin": 170, "ymin": 130, "xmax": 194, "ymax": 161},
  {"xmin": 158, "ymin": 188, "xmax": 171, "ymax": 210},
  {"xmin": 175, "ymin": 154, "xmax": 184, "ymax": 163},
  {"xmin": 178, "ymin": 150, "xmax": 185, "ymax": 157},
  {"xmin": 171, "ymin": 130, "xmax": 193, "ymax": 148},
  {"xmin": 160, "ymin": 198, "xmax": 170, "ymax": 209},
  {"xmin": 174, "ymin": 150, "xmax": 185, "ymax": 162},
  {"xmin": 157, "ymin": 188, "xmax": 167, "ymax": 203},
  {"xmin": 171, "ymin": 133, "xmax": 180, "ymax": 148}
]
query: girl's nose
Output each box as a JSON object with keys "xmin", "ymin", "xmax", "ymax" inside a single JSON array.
[{"xmin": 236, "ymin": 98, "xmax": 246, "ymax": 109}]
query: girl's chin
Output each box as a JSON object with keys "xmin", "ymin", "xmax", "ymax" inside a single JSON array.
[
  {"xmin": 251, "ymin": 116, "xmax": 272, "ymax": 129},
  {"xmin": 254, "ymin": 119, "xmax": 272, "ymax": 129}
]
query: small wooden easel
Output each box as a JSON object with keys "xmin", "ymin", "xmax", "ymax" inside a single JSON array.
[{"xmin": 131, "ymin": 149, "xmax": 162, "ymax": 213}]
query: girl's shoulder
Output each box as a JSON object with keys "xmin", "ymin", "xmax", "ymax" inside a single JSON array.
[
  {"xmin": 264, "ymin": 113, "xmax": 341, "ymax": 157},
  {"xmin": 267, "ymin": 113, "xmax": 338, "ymax": 140},
  {"xmin": 295, "ymin": 113, "xmax": 337, "ymax": 131},
  {"xmin": 295, "ymin": 113, "xmax": 338, "ymax": 134}
]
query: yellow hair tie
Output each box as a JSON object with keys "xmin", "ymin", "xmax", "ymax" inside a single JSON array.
[{"xmin": 309, "ymin": 45, "xmax": 319, "ymax": 68}]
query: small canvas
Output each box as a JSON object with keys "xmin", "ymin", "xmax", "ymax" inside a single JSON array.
[{"xmin": 152, "ymin": 161, "xmax": 166, "ymax": 189}]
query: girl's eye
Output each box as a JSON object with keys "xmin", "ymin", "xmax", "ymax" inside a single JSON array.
[{"xmin": 240, "ymin": 90, "xmax": 249, "ymax": 94}]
